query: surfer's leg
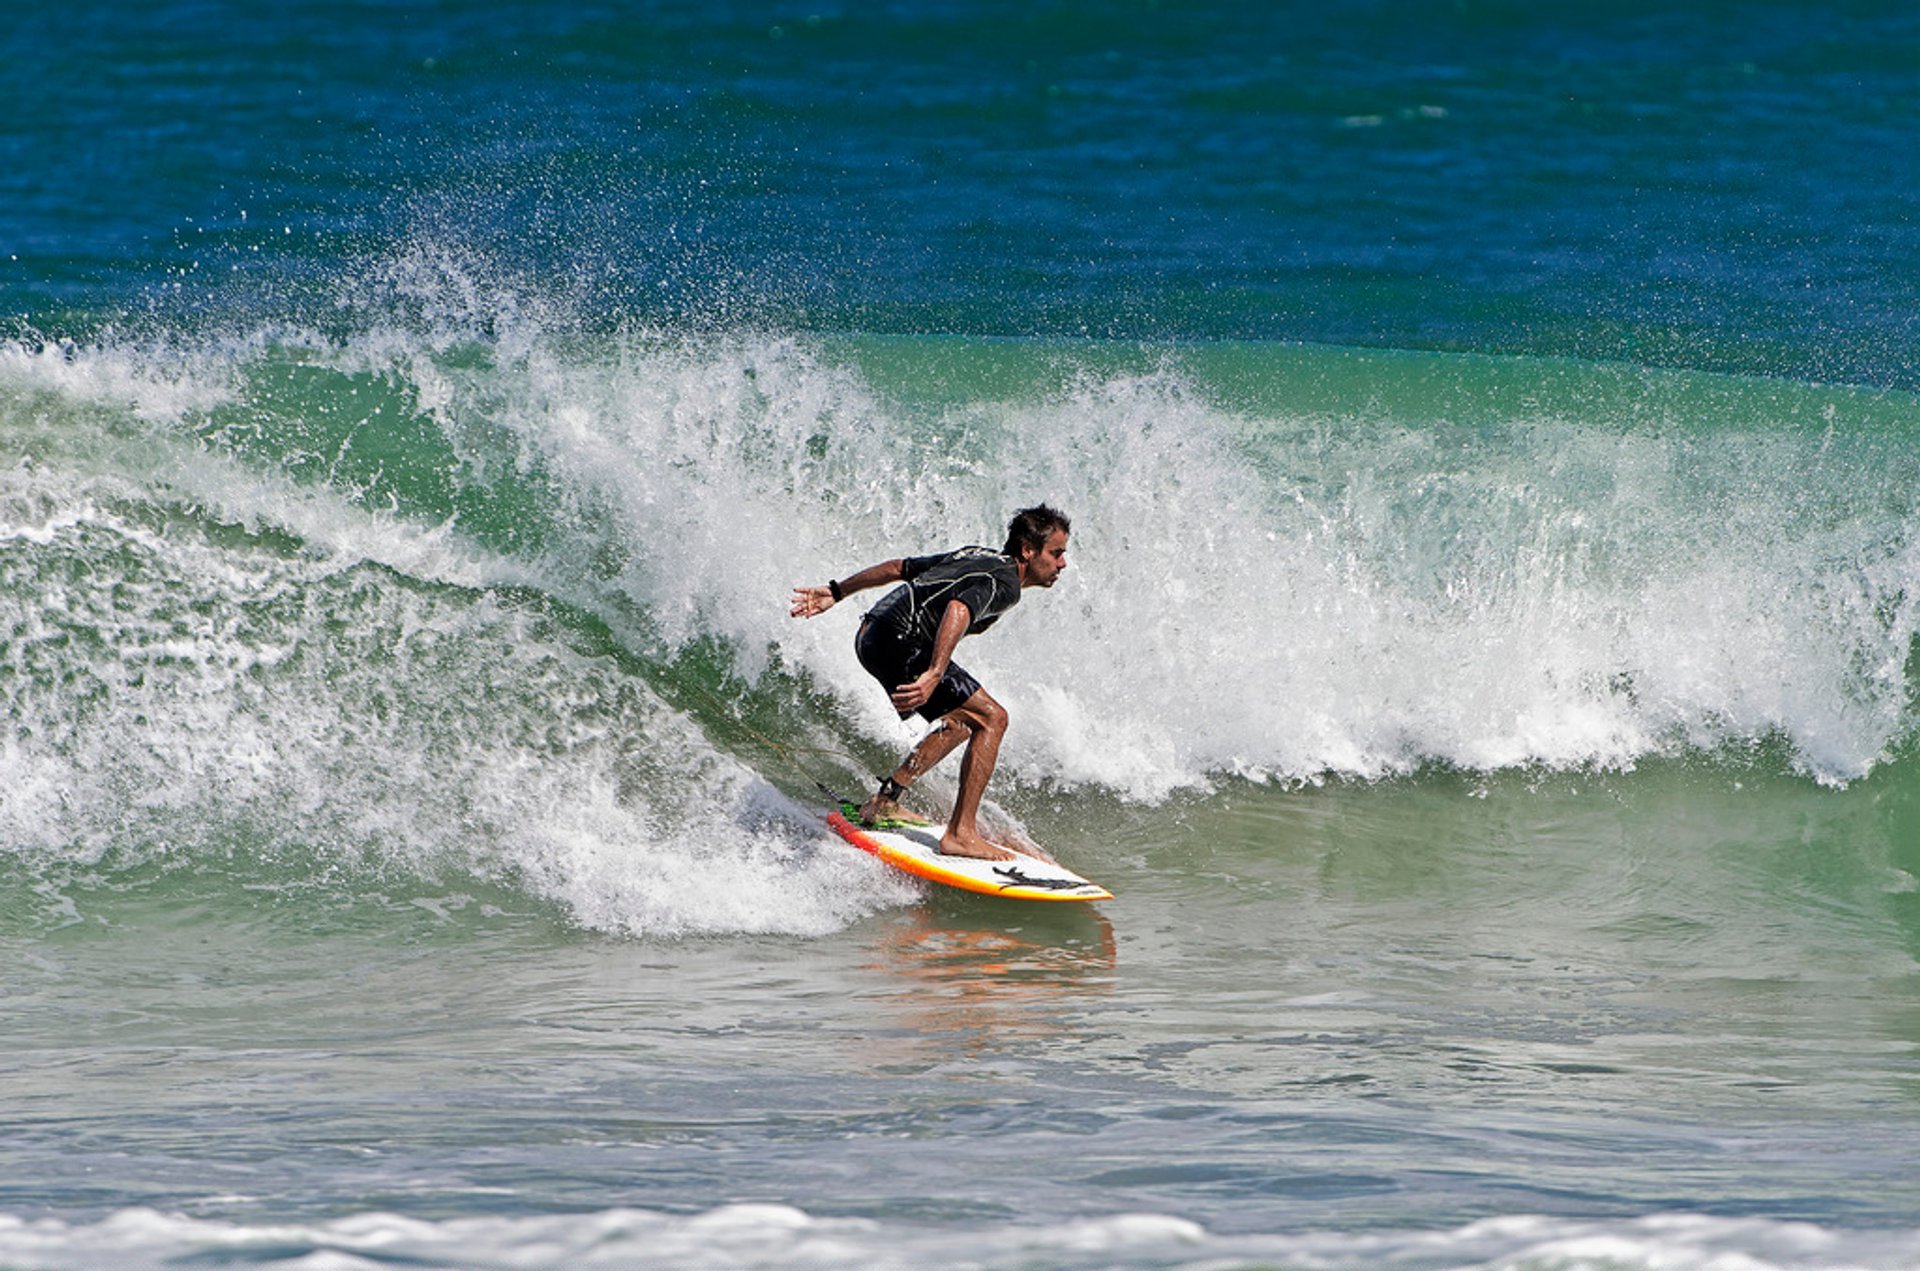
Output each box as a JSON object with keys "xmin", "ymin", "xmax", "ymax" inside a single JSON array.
[
  {"xmin": 860, "ymin": 719, "xmax": 967, "ymax": 824},
  {"xmin": 936, "ymin": 689, "xmax": 1015, "ymax": 862}
]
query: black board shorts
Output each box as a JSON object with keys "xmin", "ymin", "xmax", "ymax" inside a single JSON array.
[{"xmin": 855, "ymin": 620, "xmax": 984, "ymax": 722}]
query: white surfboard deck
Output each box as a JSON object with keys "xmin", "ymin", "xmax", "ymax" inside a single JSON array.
[{"xmin": 827, "ymin": 805, "xmax": 1111, "ymax": 902}]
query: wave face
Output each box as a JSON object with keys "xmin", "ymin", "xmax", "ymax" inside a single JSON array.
[
  {"xmin": 0, "ymin": 309, "xmax": 922, "ymax": 938},
  {"xmin": 4, "ymin": 262, "xmax": 1918, "ymax": 934}
]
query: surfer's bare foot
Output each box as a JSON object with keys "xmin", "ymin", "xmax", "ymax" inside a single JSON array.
[{"xmin": 937, "ymin": 831, "xmax": 1017, "ymax": 862}]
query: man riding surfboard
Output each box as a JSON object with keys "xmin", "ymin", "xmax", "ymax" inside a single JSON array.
[{"xmin": 790, "ymin": 505, "xmax": 1070, "ymax": 862}]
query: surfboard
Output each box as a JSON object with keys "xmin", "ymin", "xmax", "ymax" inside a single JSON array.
[{"xmin": 826, "ymin": 803, "xmax": 1112, "ymax": 902}]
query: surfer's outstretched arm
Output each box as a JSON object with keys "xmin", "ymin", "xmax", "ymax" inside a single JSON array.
[{"xmin": 790, "ymin": 559, "xmax": 905, "ymax": 618}]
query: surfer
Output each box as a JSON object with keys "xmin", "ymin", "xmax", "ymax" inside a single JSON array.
[{"xmin": 790, "ymin": 505, "xmax": 1070, "ymax": 862}]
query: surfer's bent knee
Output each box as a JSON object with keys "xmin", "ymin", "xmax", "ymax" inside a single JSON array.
[{"xmin": 951, "ymin": 689, "xmax": 1008, "ymax": 736}]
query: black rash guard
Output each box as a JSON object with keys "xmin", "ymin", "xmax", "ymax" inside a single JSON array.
[{"xmin": 864, "ymin": 546, "xmax": 1021, "ymax": 647}]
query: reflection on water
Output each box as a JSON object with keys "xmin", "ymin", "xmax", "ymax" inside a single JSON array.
[{"xmin": 857, "ymin": 901, "xmax": 1117, "ymax": 1065}]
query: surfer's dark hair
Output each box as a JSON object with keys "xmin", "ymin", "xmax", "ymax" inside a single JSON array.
[{"xmin": 1004, "ymin": 505, "xmax": 1070, "ymax": 557}]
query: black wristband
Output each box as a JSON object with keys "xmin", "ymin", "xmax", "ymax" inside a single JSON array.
[{"xmin": 828, "ymin": 579, "xmax": 844, "ymax": 602}]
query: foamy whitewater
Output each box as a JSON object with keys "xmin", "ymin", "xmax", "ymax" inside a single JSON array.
[{"xmin": 5, "ymin": 3, "xmax": 1919, "ymax": 1268}]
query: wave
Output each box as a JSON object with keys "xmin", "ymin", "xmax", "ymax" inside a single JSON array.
[
  {"xmin": 0, "ymin": 330, "xmax": 916, "ymax": 937},
  {"xmin": 4, "ymin": 253, "xmax": 1918, "ymax": 931},
  {"xmin": 2, "ymin": 1204, "xmax": 1916, "ymax": 1271}
]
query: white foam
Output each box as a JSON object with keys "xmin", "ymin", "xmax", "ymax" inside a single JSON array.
[
  {"xmin": 0, "ymin": 333, "xmax": 242, "ymax": 425},
  {"xmin": 0, "ymin": 361, "xmax": 910, "ymax": 936},
  {"xmin": 0, "ymin": 1206, "xmax": 1914, "ymax": 1271},
  {"xmin": 408, "ymin": 324, "xmax": 1905, "ymax": 799},
  {"xmin": 8, "ymin": 301, "xmax": 1920, "ymax": 827}
]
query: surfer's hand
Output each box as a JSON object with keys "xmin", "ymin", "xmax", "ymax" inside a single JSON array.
[
  {"xmin": 790, "ymin": 585, "xmax": 834, "ymax": 618},
  {"xmin": 890, "ymin": 670, "xmax": 940, "ymax": 712}
]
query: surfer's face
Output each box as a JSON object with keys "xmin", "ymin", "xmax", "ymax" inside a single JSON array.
[{"xmin": 1022, "ymin": 529, "xmax": 1069, "ymax": 588}]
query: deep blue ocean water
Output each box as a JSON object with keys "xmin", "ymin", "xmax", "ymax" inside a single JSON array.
[
  {"xmin": 3, "ymin": 3, "xmax": 1919, "ymax": 1268},
  {"xmin": 8, "ymin": 0, "xmax": 1916, "ymax": 382}
]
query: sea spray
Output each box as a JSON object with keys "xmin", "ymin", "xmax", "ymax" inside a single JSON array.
[
  {"xmin": 0, "ymin": 341, "xmax": 908, "ymax": 936},
  {"xmin": 8, "ymin": 318, "xmax": 1919, "ymax": 824}
]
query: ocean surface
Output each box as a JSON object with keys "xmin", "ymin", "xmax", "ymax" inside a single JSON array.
[{"xmin": 4, "ymin": 3, "xmax": 1919, "ymax": 1268}]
